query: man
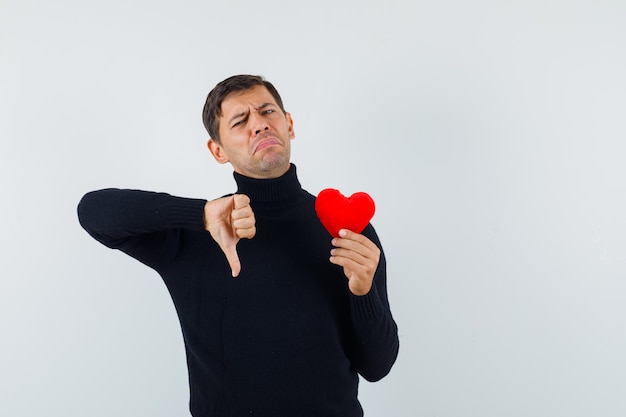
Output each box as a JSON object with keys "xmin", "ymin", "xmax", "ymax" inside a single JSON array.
[{"xmin": 78, "ymin": 75, "xmax": 399, "ymax": 417}]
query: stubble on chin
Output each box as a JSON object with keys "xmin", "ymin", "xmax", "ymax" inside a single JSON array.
[{"xmin": 255, "ymin": 149, "xmax": 290, "ymax": 177}]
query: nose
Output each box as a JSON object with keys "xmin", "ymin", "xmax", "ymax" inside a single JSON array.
[
  {"xmin": 255, "ymin": 126, "xmax": 269, "ymax": 135},
  {"xmin": 250, "ymin": 112, "xmax": 269, "ymax": 135}
]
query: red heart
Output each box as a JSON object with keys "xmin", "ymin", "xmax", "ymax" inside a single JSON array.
[{"xmin": 315, "ymin": 188, "xmax": 376, "ymax": 237}]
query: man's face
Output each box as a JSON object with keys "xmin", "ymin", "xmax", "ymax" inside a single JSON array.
[{"xmin": 208, "ymin": 85, "xmax": 295, "ymax": 179}]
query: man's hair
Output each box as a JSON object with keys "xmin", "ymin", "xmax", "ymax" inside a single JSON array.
[{"xmin": 202, "ymin": 74, "xmax": 286, "ymax": 142}]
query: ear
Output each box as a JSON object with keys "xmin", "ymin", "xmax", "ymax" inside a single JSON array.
[
  {"xmin": 285, "ymin": 112, "xmax": 295, "ymax": 140},
  {"xmin": 207, "ymin": 139, "xmax": 229, "ymax": 164}
]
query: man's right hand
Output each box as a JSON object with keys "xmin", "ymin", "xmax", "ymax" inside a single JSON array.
[{"xmin": 203, "ymin": 194, "xmax": 256, "ymax": 277}]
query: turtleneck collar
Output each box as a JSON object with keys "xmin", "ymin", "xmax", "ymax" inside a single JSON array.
[{"xmin": 233, "ymin": 164, "xmax": 305, "ymax": 206}]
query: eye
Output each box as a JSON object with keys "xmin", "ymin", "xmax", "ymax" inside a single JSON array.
[
  {"xmin": 232, "ymin": 117, "xmax": 247, "ymax": 128},
  {"xmin": 262, "ymin": 109, "xmax": 274, "ymax": 115}
]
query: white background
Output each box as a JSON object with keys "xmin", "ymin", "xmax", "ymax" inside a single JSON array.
[{"xmin": 2, "ymin": 0, "xmax": 626, "ymax": 416}]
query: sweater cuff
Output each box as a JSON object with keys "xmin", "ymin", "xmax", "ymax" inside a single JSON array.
[
  {"xmin": 167, "ymin": 197, "xmax": 207, "ymax": 230},
  {"xmin": 349, "ymin": 284, "xmax": 385, "ymax": 322}
]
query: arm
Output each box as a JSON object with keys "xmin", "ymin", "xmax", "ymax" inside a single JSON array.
[
  {"xmin": 77, "ymin": 189, "xmax": 256, "ymax": 275},
  {"xmin": 77, "ymin": 188, "xmax": 208, "ymax": 270},
  {"xmin": 330, "ymin": 227, "xmax": 400, "ymax": 382}
]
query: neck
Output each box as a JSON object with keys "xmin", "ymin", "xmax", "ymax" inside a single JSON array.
[
  {"xmin": 233, "ymin": 163, "xmax": 291, "ymax": 180},
  {"xmin": 233, "ymin": 164, "xmax": 304, "ymax": 206}
]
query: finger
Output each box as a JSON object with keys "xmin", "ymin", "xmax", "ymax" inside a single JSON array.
[
  {"xmin": 232, "ymin": 215, "xmax": 255, "ymax": 230},
  {"xmin": 233, "ymin": 193, "xmax": 251, "ymax": 210},
  {"xmin": 221, "ymin": 244, "xmax": 242, "ymax": 277},
  {"xmin": 330, "ymin": 247, "xmax": 369, "ymax": 265},
  {"xmin": 231, "ymin": 210, "xmax": 256, "ymax": 227},
  {"xmin": 332, "ymin": 237, "xmax": 365, "ymax": 254},
  {"xmin": 232, "ymin": 212, "xmax": 256, "ymax": 239},
  {"xmin": 330, "ymin": 248, "xmax": 379, "ymax": 280},
  {"xmin": 232, "ymin": 207, "xmax": 253, "ymax": 221},
  {"xmin": 329, "ymin": 256, "xmax": 357, "ymax": 278},
  {"xmin": 330, "ymin": 254, "xmax": 369, "ymax": 276},
  {"xmin": 332, "ymin": 240, "xmax": 380, "ymax": 264},
  {"xmin": 336, "ymin": 229, "xmax": 379, "ymax": 250},
  {"xmin": 236, "ymin": 225, "xmax": 256, "ymax": 239}
]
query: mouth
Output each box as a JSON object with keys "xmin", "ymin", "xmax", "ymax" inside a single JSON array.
[{"xmin": 253, "ymin": 135, "xmax": 281, "ymax": 154}]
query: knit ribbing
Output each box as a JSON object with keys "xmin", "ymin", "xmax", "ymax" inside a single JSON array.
[
  {"xmin": 167, "ymin": 198, "xmax": 208, "ymax": 229},
  {"xmin": 234, "ymin": 164, "xmax": 305, "ymax": 206},
  {"xmin": 349, "ymin": 285, "xmax": 385, "ymax": 321}
]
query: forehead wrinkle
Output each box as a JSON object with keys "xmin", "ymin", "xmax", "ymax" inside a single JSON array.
[
  {"xmin": 227, "ymin": 108, "xmax": 249, "ymax": 125},
  {"xmin": 226, "ymin": 102, "xmax": 278, "ymax": 125}
]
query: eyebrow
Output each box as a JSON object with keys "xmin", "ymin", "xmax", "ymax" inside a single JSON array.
[
  {"xmin": 228, "ymin": 111, "xmax": 248, "ymax": 126},
  {"xmin": 227, "ymin": 103, "xmax": 276, "ymax": 126}
]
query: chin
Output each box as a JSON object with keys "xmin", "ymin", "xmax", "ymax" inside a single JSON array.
[
  {"xmin": 256, "ymin": 156, "xmax": 290, "ymax": 177},
  {"xmin": 261, "ymin": 152, "xmax": 289, "ymax": 167}
]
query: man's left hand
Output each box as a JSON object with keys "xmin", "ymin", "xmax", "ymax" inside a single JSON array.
[{"xmin": 329, "ymin": 229, "xmax": 380, "ymax": 296}]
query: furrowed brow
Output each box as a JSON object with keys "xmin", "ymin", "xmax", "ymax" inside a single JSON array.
[
  {"xmin": 228, "ymin": 110, "xmax": 249, "ymax": 126},
  {"xmin": 256, "ymin": 102, "xmax": 276, "ymax": 110}
]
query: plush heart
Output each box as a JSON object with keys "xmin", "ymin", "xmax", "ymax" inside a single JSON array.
[{"xmin": 315, "ymin": 188, "xmax": 375, "ymax": 237}]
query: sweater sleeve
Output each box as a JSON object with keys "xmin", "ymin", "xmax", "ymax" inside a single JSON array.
[
  {"xmin": 348, "ymin": 225, "xmax": 400, "ymax": 382},
  {"xmin": 77, "ymin": 188, "xmax": 207, "ymax": 271}
]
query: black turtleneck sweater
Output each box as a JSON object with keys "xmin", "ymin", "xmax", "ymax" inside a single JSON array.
[{"xmin": 77, "ymin": 165, "xmax": 399, "ymax": 417}]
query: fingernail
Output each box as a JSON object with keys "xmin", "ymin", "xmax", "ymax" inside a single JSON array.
[{"xmin": 339, "ymin": 229, "xmax": 347, "ymax": 237}]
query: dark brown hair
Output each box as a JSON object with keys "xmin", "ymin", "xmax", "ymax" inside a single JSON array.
[{"xmin": 202, "ymin": 74, "xmax": 286, "ymax": 142}]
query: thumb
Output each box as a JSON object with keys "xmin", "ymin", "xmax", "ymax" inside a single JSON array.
[{"xmin": 222, "ymin": 243, "xmax": 242, "ymax": 277}]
